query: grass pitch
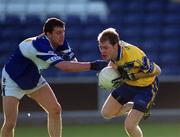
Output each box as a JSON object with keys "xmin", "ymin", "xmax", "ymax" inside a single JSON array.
[{"xmin": 15, "ymin": 123, "xmax": 180, "ymax": 137}]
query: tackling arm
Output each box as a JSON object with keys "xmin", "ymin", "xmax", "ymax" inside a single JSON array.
[
  {"xmin": 55, "ymin": 61, "xmax": 91, "ymax": 72},
  {"xmin": 55, "ymin": 60, "xmax": 108, "ymax": 72}
]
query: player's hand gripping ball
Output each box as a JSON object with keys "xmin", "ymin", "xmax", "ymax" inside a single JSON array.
[{"xmin": 98, "ymin": 66, "xmax": 120, "ymax": 91}]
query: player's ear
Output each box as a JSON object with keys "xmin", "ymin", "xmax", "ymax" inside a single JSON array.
[
  {"xmin": 113, "ymin": 43, "xmax": 119, "ymax": 50},
  {"xmin": 46, "ymin": 32, "xmax": 51, "ymax": 37},
  {"xmin": 46, "ymin": 32, "xmax": 53, "ymax": 42}
]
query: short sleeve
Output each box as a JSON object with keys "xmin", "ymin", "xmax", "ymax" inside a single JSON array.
[
  {"xmin": 36, "ymin": 52, "xmax": 64, "ymax": 66},
  {"xmin": 139, "ymin": 56, "xmax": 155, "ymax": 73},
  {"xmin": 55, "ymin": 39, "xmax": 76, "ymax": 60}
]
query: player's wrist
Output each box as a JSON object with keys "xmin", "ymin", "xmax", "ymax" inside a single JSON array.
[
  {"xmin": 90, "ymin": 61, "xmax": 96, "ymax": 70},
  {"xmin": 90, "ymin": 60, "xmax": 108, "ymax": 71}
]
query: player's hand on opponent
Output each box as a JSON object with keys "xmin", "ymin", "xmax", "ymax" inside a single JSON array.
[{"xmin": 90, "ymin": 60, "xmax": 108, "ymax": 71}]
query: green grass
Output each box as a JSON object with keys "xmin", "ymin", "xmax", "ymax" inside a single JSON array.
[{"xmin": 15, "ymin": 123, "xmax": 180, "ymax": 137}]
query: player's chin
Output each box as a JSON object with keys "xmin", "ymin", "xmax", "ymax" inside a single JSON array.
[
  {"xmin": 102, "ymin": 55, "xmax": 109, "ymax": 60},
  {"xmin": 58, "ymin": 41, "xmax": 63, "ymax": 45},
  {"xmin": 58, "ymin": 39, "xmax": 64, "ymax": 45}
]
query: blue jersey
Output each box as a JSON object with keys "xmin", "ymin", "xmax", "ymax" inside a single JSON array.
[{"xmin": 4, "ymin": 34, "xmax": 76, "ymax": 90}]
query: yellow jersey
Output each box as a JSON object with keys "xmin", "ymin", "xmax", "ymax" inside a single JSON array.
[{"xmin": 115, "ymin": 41, "xmax": 156, "ymax": 87}]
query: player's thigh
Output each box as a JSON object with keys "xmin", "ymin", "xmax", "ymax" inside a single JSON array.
[
  {"xmin": 125, "ymin": 109, "xmax": 144, "ymax": 126},
  {"xmin": 2, "ymin": 96, "xmax": 19, "ymax": 123},
  {"xmin": 102, "ymin": 94, "xmax": 123, "ymax": 115},
  {"xmin": 102, "ymin": 84, "xmax": 135, "ymax": 114},
  {"xmin": 28, "ymin": 84, "xmax": 61, "ymax": 113}
]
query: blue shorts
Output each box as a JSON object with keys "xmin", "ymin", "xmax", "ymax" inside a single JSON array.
[{"xmin": 111, "ymin": 77, "xmax": 159, "ymax": 113}]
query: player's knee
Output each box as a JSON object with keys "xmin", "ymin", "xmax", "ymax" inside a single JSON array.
[
  {"xmin": 101, "ymin": 109, "xmax": 113, "ymax": 119},
  {"xmin": 3, "ymin": 120, "xmax": 16, "ymax": 130},
  {"xmin": 124, "ymin": 119, "xmax": 135, "ymax": 133},
  {"xmin": 48, "ymin": 103, "xmax": 62, "ymax": 116}
]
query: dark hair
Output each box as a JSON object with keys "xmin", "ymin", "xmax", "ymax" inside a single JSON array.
[
  {"xmin": 43, "ymin": 17, "xmax": 65, "ymax": 34},
  {"xmin": 97, "ymin": 28, "xmax": 119, "ymax": 46}
]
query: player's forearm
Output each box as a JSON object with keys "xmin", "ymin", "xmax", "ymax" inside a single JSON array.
[
  {"xmin": 134, "ymin": 72, "xmax": 153, "ymax": 79},
  {"xmin": 55, "ymin": 61, "xmax": 91, "ymax": 72},
  {"xmin": 134, "ymin": 64, "xmax": 161, "ymax": 79}
]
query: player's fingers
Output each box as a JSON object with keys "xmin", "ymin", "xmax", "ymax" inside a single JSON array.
[
  {"xmin": 111, "ymin": 76, "xmax": 123, "ymax": 83},
  {"xmin": 113, "ymin": 82, "xmax": 120, "ymax": 88},
  {"xmin": 113, "ymin": 81, "xmax": 124, "ymax": 88}
]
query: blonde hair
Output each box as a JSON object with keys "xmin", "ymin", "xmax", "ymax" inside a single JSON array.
[{"xmin": 97, "ymin": 28, "xmax": 119, "ymax": 45}]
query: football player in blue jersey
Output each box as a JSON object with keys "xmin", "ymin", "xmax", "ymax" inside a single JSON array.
[
  {"xmin": 97, "ymin": 28, "xmax": 161, "ymax": 137},
  {"xmin": 0, "ymin": 17, "xmax": 108, "ymax": 137}
]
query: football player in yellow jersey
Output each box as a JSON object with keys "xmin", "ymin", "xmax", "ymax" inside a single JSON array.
[{"xmin": 97, "ymin": 28, "xmax": 161, "ymax": 137}]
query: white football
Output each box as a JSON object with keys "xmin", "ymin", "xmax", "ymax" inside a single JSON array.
[{"xmin": 98, "ymin": 66, "xmax": 120, "ymax": 91}]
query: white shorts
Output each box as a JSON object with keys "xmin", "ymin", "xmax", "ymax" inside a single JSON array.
[{"xmin": 1, "ymin": 68, "xmax": 47, "ymax": 100}]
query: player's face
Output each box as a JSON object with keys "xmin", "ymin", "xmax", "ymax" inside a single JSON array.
[
  {"xmin": 47, "ymin": 26, "xmax": 65, "ymax": 48},
  {"xmin": 99, "ymin": 41, "xmax": 118, "ymax": 61}
]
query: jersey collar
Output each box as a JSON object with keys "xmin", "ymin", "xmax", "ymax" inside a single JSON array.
[
  {"xmin": 116, "ymin": 42, "xmax": 122, "ymax": 61},
  {"xmin": 44, "ymin": 35, "xmax": 55, "ymax": 50}
]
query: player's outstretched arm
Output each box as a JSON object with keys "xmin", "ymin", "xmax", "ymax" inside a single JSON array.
[
  {"xmin": 55, "ymin": 60, "xmax": 108, "ymax": 72},
  {"xmin": 55, "ymin": 61, "xmax": 91, "ymax": 72}
]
